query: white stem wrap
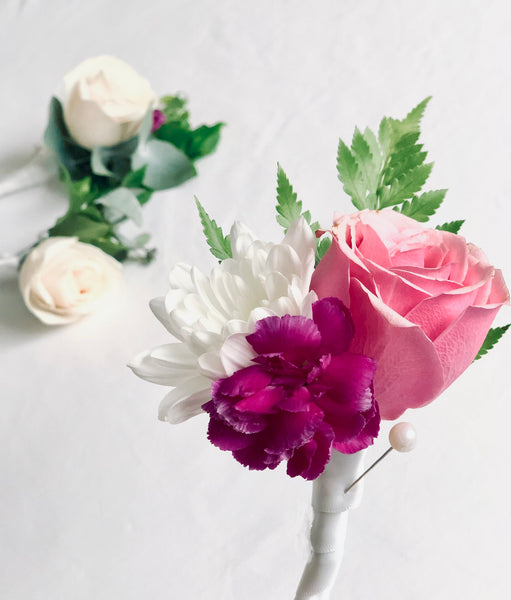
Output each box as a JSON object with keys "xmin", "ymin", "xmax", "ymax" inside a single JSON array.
[
  {"xmin": 294, "ymin": 450, "xmax": 367, "ymax": 600},
  {"xmin": 0, "ymin": 146, "xmax": 57, "ymax": 199}
]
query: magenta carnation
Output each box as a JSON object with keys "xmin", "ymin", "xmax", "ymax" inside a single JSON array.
[{"xmin": 202, "ymin": 297, "xmax": 380, "ymax": 480}]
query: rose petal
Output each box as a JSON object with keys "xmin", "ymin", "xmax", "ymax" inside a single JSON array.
[
  {"xmin": 310, "ymin": 235, "xmax": 351, "ymax": 306},
  {"xmin": 349, "ymin": 279, "xmax": 444, "ymax": 420},
  {"xmin": 434, "ymin": 304, "xmax": 503, "ymax": 389}
]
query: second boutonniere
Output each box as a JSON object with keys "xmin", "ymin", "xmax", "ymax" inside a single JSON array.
[
  {"xmin": 43, "ymin": 55, "xmax": 223, "ymax": 263},
  {"xmin": 0, "ymin": 55, "xmax": 223, "ymax": 325}
]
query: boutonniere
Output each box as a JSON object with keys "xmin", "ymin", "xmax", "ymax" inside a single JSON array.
[
  {"xmin": 130, "ymin": 98, "xmax": 509, "ymax": 598},
  {"xmin": 0, "ymin": 55, "xmax": 223, "ymax": 325}
]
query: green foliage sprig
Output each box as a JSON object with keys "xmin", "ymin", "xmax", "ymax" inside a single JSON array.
[
  {"xmin": 336, "ymin": 97, "xmax": 448, "ymax": 222},
  {"xmin": 43, "ymin": 95, "xmax": 223, "ymax": 263}
]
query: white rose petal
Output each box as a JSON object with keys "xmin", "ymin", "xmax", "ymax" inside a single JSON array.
[
  {"xmin": 63, "ymin": 55, "xmax": 156, "ymax": 150},
  {"xmin": 19, "ymin": 237, "xmax": 122, "ymax": 325}
]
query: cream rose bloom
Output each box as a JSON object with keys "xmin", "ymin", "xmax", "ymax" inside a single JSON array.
[
  {"xmin": 63, "ymin": 55, "xmax": 156, "ymax": 150},
  {"xmin": 19, "ymin": 237, "xmax": 122, "ymax": 325}
]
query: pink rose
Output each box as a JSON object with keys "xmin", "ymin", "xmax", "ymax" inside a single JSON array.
[{"xmin": 311, "ymin": 209, "xmax": 509, "ymax": 420}]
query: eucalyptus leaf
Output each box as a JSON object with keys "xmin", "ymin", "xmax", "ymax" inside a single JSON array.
[
  {"xmin": 122, "ymin": 166, "xmax": 147, "ymax": 188},
  {"xmin": 133, "ymin": 138, "xmax": 196, "ymax": 190},
  {"xmin": 138, "ymin": 108, "xmax": 154, "ymax": 144},
  {"xmin": 99, "ymin": 187, "xmax": 144, "ymax": 227},
  {"xmin": 49, "ymin": 212, "xmax": 111, "ymax": 241},
  {"xmin": 91, "ymin": 146, "xmax": 113, "ymax": 176},
  {"xmin": 91, "ymin": 137, "xmax": 138, "ymax": 181},
  {"xmin": 43, "ymin": 97, "xmax": 91, "ymax": 180}
]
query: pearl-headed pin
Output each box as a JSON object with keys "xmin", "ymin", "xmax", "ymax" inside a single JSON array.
[{"xmin": 344, "ymin": 422, "xmax": 417, "ymax": 493}]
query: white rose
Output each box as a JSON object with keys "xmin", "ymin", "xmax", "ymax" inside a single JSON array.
[
  {"xmin": 19, "ymin": 237, "xmax": 122, "ymax": 325},
  {"xmin": 63, "ymin": 55, "xmax": 156, "ymax": 150}
]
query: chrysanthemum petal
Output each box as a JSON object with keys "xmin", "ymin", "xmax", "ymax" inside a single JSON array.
[
  {"xmin": 220, "ymin": 333, "xmax": 257, "ymax": 376},
  {"xmin": 158, "ymin": 376, "xmax": 211, "ymax": 422}
]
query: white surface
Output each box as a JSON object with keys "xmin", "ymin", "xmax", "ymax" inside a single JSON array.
[{"xmin": 1, "ymin": 1, "xmax": 510, "ymax": 599}]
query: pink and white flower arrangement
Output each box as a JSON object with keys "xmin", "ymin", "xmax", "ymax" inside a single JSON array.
[{"xmin": 130, "ymin": 99, "xmax": 509, "ymax": 598}]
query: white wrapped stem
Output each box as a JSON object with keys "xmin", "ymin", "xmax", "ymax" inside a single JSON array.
[
  {"xmin": 0, "ymin": 146, "xmax": 57, "ymax": 199},
  {"xmin": 294, "ymin": 450, "xmax": 367, "ymax": 600}
]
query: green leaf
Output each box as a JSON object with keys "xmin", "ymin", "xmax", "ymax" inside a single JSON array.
[
  {"xmin": 315, "ymin": 235, "xmax": 332, "ymax": 265},
  {"xmin": 122, "ymin": 166, "xmax": 147, "ymax": 188},
  {"xmin": 336, "ymin": 140, "xmax": 366, "ymax": 210},
  {"xmin": 436, "ymin": 220, "xmax": 465, "ymax": 234},
  {"xmin": 379, "ymin": 97, "xmax": 431, "ymax": 154},
  {"xmin": 186, "ymin": 123, "xmax": 224, "ymax": 159},
  {"xmin": 48, "ymin": 212, "xmax": 111, "ymax": 241},
  {"xmin": 398, "ymin": 189, "xmax": 447, "ymax": 222},
  {"xmin": 361, "ymin": 127, "xmax": 382, "ymax": 189},
  {"xmin": 136, "ymin": 189, "xmax": 153, "ymax": 206},
  {"xmin": 153, "ymin": 124, "xmax": 191, "ymax": 152},
  {"xmin": 276, "ymin": 163, "xmax": 304, "ymax": 230},
  {"xmin": 401, "ymin": 96, "xmax": 432, "ymax": 131},
  {"xmin": 58, "ymin": 169, "xmax": 99, "ymax": 213},
  {"xmin": 133, "ymin": 138, "xmax": 196, "ymax": 190},
  {"xmin": 90, "ymin": 137, "xmax": 138, "ymax": 182},
  {"xmin": 350, "ymin": 127, "xmax": 379, "ymax": 204},
  {"xmin": 474, "ymin": 325, "xmax": 510, "ymax": 360},
  {"xmin": 159, "ymin": 95, "xmax": 190, "ymax": 128},
  {"xmin": 92, "ymin": 238, "xmax": 129, "ymax": 262},
  {"xmin": 137, "ymin": 108, "xmax": 154, "ymax": 144},
  {"xmin": 195, "ymin": 197, "xmax": 232, "ymax": 261},
  {"xmin": 43, "ymin": 97, "xmax": 91, "ymax": 180},
  {"xmin": 99, "ymin": 187, "xmax": 144, "ymax": 227},
  {"xmin": 379, "ymin": 163, "xmax": 433, "ymax": 207},
  {"xmin": 91, "ymin": 146, "xmax": 113, "ymax": 176}
]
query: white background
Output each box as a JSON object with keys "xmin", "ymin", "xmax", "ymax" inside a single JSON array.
[{"xmin": 1, "ymin": 1, "xmax": 510, "ymax": 598}]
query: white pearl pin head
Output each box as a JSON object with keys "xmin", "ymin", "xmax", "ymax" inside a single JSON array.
[{"xmin": 389, "ymin": 422, "xmax": 417, "ymax": 453}]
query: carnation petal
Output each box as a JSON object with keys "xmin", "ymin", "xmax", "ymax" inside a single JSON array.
[
  {"xmin": 236, "ymin": 386, "xmax": 283, "ymax": 413},
  {"xmin": 287, "ymin": 423, "xmax": 334, "ymax": 480},
  {"xmin": 232, "ymin": 439, "xmax": 280, "ymax": 471},
  {"xmin": 265, "ymin": 408, "xmax": 323, "ymax": 454},
  {"xmin": 318, "ymin": 354, "xmax": 377, "ymax": 412},
  {"xmin": 333, "ymin": 402, "xmax": 380, "ymax": 454},
  {"xmin": 207, "ymin": 416, "xmax": 253, "ymax": 451},
  {"xmin": 312, "ymin": 297, "xmax": 354, "ymax": 355},
  {"xmin": 247, "ymin": 314, "xmax": 321, "ymax": 363},
  {"xmin": 214, "ymin": 364, "xmax": 271, "ymax": 399}
]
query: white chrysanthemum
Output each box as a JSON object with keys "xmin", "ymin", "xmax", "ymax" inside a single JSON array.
[{"xmin": 129, "ymin": 218, "xmax": 317, "ymax": 423}]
